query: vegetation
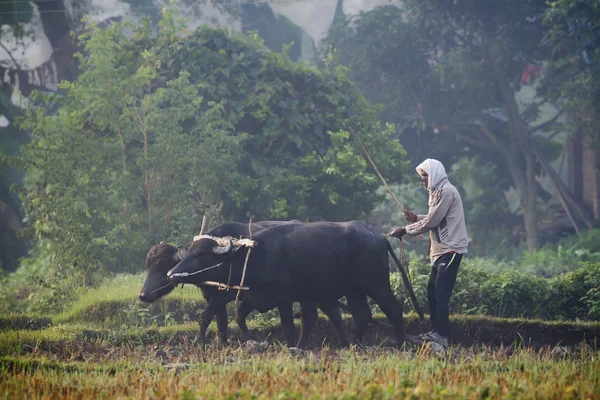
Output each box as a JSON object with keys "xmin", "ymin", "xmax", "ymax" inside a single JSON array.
[
  {"xmin": 393, "ymin": 260, "xmax": 600, "ymax": 321},
  {"xmin": 324, "ymin": 0, "xmax": 596, "ymax": 253},
  {"xmin": 16, "ymin": 13, "xmax": 406, "ymax": 290},
  {"xmin": 1, "ymin": 345, "xmax": 597, "ymax": 399},
  {"xmin": 0, "ymin": 0, "xmax": 599, "ymax": 397},
  {"xmin": 539, "ymin": 0, "xmax": 600, "ymax": 145},
  {"xmin": 0, "ymin": 292, "xmax": 598, "ymax": 399}
]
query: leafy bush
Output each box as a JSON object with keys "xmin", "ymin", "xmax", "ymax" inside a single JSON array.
[
  {"xmin": 549, "ymin": 263, "xmax": 600, "ymax": 321},
  {"xmin": 0, "ymin": 241, "xmax": 94, "ymax": 315},
  {"xmin": 390, "ymin": 258, "xmax": 600, "ymax": 321},
  {"xmin": 479, "ymin": 271, "xmax": 552, "ymax": 319},
  {"xmin": 520, "ymin": 230, "xmax": 600, "ymax": 277}
]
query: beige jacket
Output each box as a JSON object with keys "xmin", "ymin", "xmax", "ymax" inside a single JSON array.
[{"xmin": 405, "ymin": 159, "xmax": 468, "ymax": 264}]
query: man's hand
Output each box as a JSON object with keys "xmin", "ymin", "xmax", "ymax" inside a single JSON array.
[
  {"xmin": 403, "ymin": 210, "xmax": 418, "ymax": 223},
  {"xmin": 389, "ymin": 226, "xmax": 407, "ymax": 239}
]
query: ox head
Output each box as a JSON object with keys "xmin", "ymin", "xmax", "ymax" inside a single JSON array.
[
  {"xmin": 139, "ymin": 242, "xmax": 185, "ymax": 303},
  {"xmin": 166, "ymin": 237, "xmax": 236, "ymax": 284}
]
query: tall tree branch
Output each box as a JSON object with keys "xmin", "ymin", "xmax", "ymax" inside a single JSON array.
[{"xmin": 476, "ymin": 122, "xmax": 511, "ymax": 158}]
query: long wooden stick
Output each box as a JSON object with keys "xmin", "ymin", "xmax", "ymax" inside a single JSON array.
[
  {"xmin": 199, "ymin": 215, "xmax": 207, "ymax": 236},
  {"xmin": 349, "ymin": 126, "xmax": 423, "ymax": 242},
  {"xmin": 235, "ymin": 218, "xmax": 253, "ymax": 305},
  {"xmin": 349, "ymin": 127, "xmax": 406, "ymax": 212}
]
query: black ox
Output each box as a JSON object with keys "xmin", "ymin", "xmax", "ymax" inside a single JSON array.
[
  {"xmin": 139, "ymin": 221, "xmax": 356, "ymax": 348},
  {"xmin": 167, "ymin": 220, "xmax": 420, "ymax": 348}
]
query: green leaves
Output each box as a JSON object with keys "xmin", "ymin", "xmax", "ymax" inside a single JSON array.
[
  {"xmin": 17, "ymin": 13, "xmax": 408, "ymax": 275},
  {"xmin": 17, "ymin": 19, "xmax": 241, "ymax": 275},
  {"xmin": 539, "ymin": 0, "xmax": 600, "ymax": 145}
]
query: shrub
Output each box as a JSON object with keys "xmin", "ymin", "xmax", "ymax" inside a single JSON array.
[
  {"xmin": 478, "ymin": 271, "xmax": 552, "ymax": 318},
  {"xmin": 520, "ymin": 229, "xmax": 600, "ymax": 277},
  {"xmin": 549, "ymin": 262, "xmax": 600, "ymax": 320},
  {"xmin": 390, "ymin": 257, "xmax": 600, "ymax": 321}
]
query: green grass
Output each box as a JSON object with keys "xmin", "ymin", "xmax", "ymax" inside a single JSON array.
[{"xmin": 52, "ymin": 273, "xmax": 205, "ymax": 326}]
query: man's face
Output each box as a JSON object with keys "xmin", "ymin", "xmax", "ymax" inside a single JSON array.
[{"xmin": 418, "ymin": 170, "xmax": 429, "ymax": 188}]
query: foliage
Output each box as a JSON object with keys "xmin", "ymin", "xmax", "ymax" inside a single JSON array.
[
  {"xmin": 0, "ymin": 240, "xmax": 93, "ymax": 315},
  {"xmin": 450, "ymin": 156, "xmax": 518, "ymax": 257},
  {"xmin": 241, "ymin": 3, "xmax": 317, "ymax": 64},
  {"xmin": 167, "ymin": 23, "xmax": 407, "ymax": 221},
  {"xmin": 19, "ymin": 16, "xmax": 240, "ymax": 279},
  {"xmin": 324, "ymin": 1, "xmax": 574, "ymax": 252},
  {"xmin": 550, "ymin": 263, "xmax": 600, "ymax": 320},
  {"xmin": 16, "ymin": 12, "xmax": 407, "ymax": 283},
  {"xmin": 539, "ymin": 0, "xmax": 600, "ymax": 145},
  {"xmin": 366, "ymin": 181, "xmax": 430, "ymax": 257},
  {"xmin": 393, "ymin": 259, "xmax": 600, "ymax": 321},
  {"xmin": 519, "ymin": 229, "xmax": 600, "ymax": 276},
  {"xmin": 322, "ymin": 5, "xmax": 464, "ymax": 168}
]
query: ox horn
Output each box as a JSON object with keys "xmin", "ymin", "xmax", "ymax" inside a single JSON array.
[{"xmin": 211, "ymin": 238, "xmax": 233, "ymax": 255}]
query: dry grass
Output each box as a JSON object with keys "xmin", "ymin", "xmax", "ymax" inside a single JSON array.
[
  {"xmin": 0, "ymin": 343, "xmax": 598, "ymax": 399},
  {"xmin": 1, "ymin": 273, "xmax": 599, "ymax": 399}
]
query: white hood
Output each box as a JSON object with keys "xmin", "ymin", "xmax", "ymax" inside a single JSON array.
[{"xmin": 416, "ymin": 158, "xmax": 447, "ymax": 191}]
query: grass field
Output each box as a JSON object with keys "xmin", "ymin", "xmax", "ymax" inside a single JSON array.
[{"xmin": 1, "ymin": 274, "xmax": 599, "ymax": 399}]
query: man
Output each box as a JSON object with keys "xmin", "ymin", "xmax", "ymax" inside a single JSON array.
[{"xmin": 389, "ymin": 158, "xmax": 468, "ymax": 348}]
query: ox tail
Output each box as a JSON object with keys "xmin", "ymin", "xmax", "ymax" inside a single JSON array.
[{"xmin": 387, "ymin": 240, "xmax": 425, "ymax": 323}]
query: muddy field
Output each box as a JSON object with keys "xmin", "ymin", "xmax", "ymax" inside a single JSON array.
[{"xmin": 1, "ymin": 310, "xmax": 599, "ymax": 399}]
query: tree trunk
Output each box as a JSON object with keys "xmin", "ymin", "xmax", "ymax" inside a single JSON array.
[
  {"xmin": 505, "ymin": 148, "xmax": 540, "ymax": 252},
  {"xmin": 524, "ymin": 153, "xmax": 541, "ymax": 251},
  {"xmin": 486, "ymin": 40, "xmax": 541, "ymax": 251}
]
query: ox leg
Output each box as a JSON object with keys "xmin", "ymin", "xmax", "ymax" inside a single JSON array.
[
  {"xmin": 368, "ymin": 288, "xmax": 405, "ymax": 348},
  {"xmin": 278, "ymin": 302, "xmax": 297, "ymax": 347},
  {"xmin": 235, "ymin": 296, "xmax": 259, "ymax": 342},
  {"xmin": 196, "ymin": 299, "xmax": 220, "ymax": 349},
  {"xmin": 214, "ymin": 302, "xmax": 230, "ymax": 347},
  {"xmin": 296, "ymin": 302, "xmax": 318, "ymax": 349},
  {"xmin": 346, "ymin": 294, "xmax": 372, "ymax": 346},
  {"xmin": 318, "ymin": 301, "xmax": 351, "ymax": 348}
]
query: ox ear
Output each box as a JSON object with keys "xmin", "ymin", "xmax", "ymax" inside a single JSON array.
[{"xmin": 211, "ymin": 238, "xmax": 232, "ymax": 255}]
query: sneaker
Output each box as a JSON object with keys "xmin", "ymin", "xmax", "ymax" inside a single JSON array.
[{"xmin": 422, "ymin": 331, "xmax": 449, "ymax": 348}]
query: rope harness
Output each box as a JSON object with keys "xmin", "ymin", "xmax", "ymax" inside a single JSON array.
[
  {"xmin": 384, "ymin": 234, "xmax": 410, "ymax": 280},
  {"xmin": 145, "ymin": 282, "xmax": 175, "ymax": 296},
  {"xmin": 170, "ymin": 220, "xmax": 256, "ymax": 295},
  {"xmin": 168, "ymin": 261, "xmax": 226, "ymax": 278}
]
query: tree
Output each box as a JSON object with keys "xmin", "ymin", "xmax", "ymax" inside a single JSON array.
[
  {"xmin": 326, "ymin": 1, "xmax": 581, "ymax": 252},
  {"xmin": 323, "ymin": 4, "xmax": 464, "ymax": 168},
  {"xmin": 164, "ymin": 20, "xmax": 407, "ymax": 222},
  {"xmin": 18, "ymin": 12, "xmax": 408, "ymax": 275},
  {"xmin": 19, "ymin": 16, "xmax": 243, "ymax": 276},
  {"xmin": 539, "ymin": 0, "xmax": 600, "ymax": 145}
]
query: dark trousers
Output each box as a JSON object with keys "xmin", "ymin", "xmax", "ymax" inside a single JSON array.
[{"xmin": 428, "ymin": 252, "xmax": 462, "ymax": 337}]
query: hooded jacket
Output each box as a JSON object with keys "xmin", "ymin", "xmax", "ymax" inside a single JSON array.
[{"xmin": 405, "ymin": 159, "xmax": 468, "ymax": 264}]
